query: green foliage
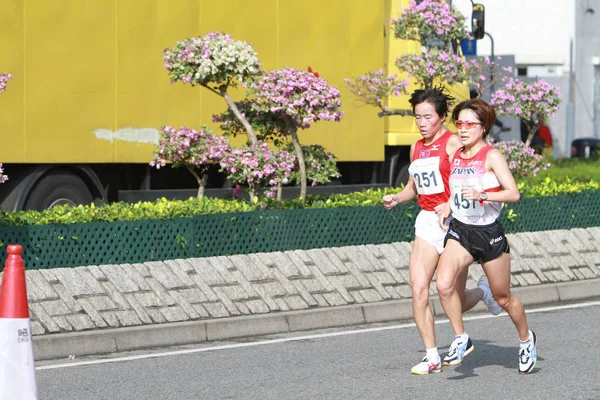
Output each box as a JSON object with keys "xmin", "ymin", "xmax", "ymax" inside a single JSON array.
[
  {"xmin": 276, "ymin": 187, "xmax": 403, "ymax": 209},
  {"xmin": 505, "ymin": 208, "xmax": 519, "ymax": 223},
  {"xmin": 1, "ymin": 182, "xmax": 599, "ymax": 227},
  {"xmin": 519, "ymin": 177, "xmax": 600, "ymax": 198},
  {"xmin": 0, "ymin": 198, "xmax": 255, "ymax": 227},
  {"xmin": 522, "ymin": 157, "xmax": 600, "ymax": 185}
]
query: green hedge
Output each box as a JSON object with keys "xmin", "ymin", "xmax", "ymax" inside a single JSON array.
[{"xmin": 0, "ymin": 178, "xmax": 598, "ymax": 227}]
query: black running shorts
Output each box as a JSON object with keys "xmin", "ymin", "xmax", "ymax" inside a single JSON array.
[{"xmin": 443, "ymin": 218, "xmax": 510, "ymax": 263}]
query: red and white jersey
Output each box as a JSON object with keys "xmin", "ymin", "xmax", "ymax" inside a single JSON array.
[
  {"xmin": 449, "ymin": 145, "xmax": 503, "ymax": 225},
  {"xmin": 409, "ymin": 130, "xmax": 453, "ymax": 211}
]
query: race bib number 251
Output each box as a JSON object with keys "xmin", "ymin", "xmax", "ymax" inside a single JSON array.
[{"xmin": 409, "ymin": 157, "xmax": 444, "ymax": 195}]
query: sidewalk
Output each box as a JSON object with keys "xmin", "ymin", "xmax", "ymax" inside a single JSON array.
[
  {"xmin": 33, "ymin": 278, "xmax": 600, "ymax": 361},
  {"xmin": 1, "ymin": 226, "xmax": 597, "ymax": 360}
]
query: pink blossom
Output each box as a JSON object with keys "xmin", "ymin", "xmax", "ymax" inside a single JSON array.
[
  {"xmin": 392, "ymin": 0, "xmax": 468, "ymax": 44},
  {"xmin": 0, "ymin": 72, "xmax": 12, "ymax": 96},
  {"xmin": 491, "ymin": 77, "xmax": 560, "ymax": 126},
  {"xmin": 151, "ymin": 126, "xmax": 230, "ymax": 170},
  {"xmin": 344, "ymin": 70, "xmax": 409, "ymax": 109},
  {"xmin": 249, "ymin": 68, "xmax": 344, "ymax": 129},
  {"xmin": 219, "ymin": 141, "xmax": 297, "ymax": 197}
]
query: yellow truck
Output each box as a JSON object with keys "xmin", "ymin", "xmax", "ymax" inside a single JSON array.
[{"xmin": 0, "ymin": 0, "xmax": 469, "ymax": 211}]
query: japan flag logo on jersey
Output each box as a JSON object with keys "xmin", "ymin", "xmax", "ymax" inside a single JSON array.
[{"xmin": 454, "ymin": 159, "xmax": 461, "ymax": 165}]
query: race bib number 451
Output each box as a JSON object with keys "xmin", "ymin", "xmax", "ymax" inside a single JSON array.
[
  {"xmin": 409, "ymin": 157, "xmax": 444, "ymax": 195},
  {"xmin": 450, "ymin": 180, "xmax": 484, "ymax": 217}
]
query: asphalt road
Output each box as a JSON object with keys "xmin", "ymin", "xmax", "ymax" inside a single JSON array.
[{"xmin": 36, "ymin": 301, "xmax": 600, "ymax": 400}]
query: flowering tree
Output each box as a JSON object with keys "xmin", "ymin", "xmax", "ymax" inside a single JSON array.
[
  {"xmin": 219, "ymin": 141, "xmax": 296, "ymax": 200},
  {"xmin": 163, "ymin": 32, "xmax": 261, "ymax": 144},
  {"xmin": 0, "ymin": 72, "xmax": 12, "ymax": 183},
  {"xmin": 489, "ymin": 139, "xmax": 551, "ymax": 178},
  {"xmin": 396, "ymin": 49, "xmax": 470, "ymax": 93},
  {"xmin": 345, "ymin": 0, "xmax": 470, "ymax": 117},
  {"xmin": 246, "ymin": 68, "xmax": 344, "ymax": 201},
  {"xmin": 392, "ymin": 0, "xmax": 469, "ymax": 90},
  {"xmin": 490, "ymin": 77, "xmax": 561, "ymax": 147},
  {"xmin": 150, "ymin": 126, "xmax": 230, "ymax": 198}
]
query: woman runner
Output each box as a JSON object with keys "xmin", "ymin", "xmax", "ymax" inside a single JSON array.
[{"xmin": 436, "ymin": 99, "xmax": 537, "ymax": 374}]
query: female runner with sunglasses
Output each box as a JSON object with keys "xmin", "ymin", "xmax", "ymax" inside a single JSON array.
[
  {"xmin": 383, "ymin": 89, "xmax": 501, "ymax": 375},
  {"xmin": 436, "ymin": 99, "xmax": 537, "ymax": 374}
]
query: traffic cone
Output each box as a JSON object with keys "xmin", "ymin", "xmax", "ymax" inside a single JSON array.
[{"xmin": 0, "ymin": 244, "xmax": 38, "ymax": 400}]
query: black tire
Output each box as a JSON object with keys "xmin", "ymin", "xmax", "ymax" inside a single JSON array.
[
  {"xmin": 394, "ymin": 163, "xmax": 410, "ymax": 188},
  {"xmin": 24, "ymin": 170, "xmax": 93, "ymax": 210}
]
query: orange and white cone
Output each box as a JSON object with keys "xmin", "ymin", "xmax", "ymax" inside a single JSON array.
[{"xmin": 0, "ymin": 244, "xmax": 38, "ymax": 400}]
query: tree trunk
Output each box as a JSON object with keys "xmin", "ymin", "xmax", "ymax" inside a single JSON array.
[
  {"xmin": 220, "ymin": 89, "xmax": 258, "ymax": 145},
  {"xmin": 186, "ymin": 165, "xmax": 209, "ymax": 199},
  {"xmin": 248, "ymin": 182, "xmax": 258, "ymax": 202},
  {"xmin": 377, "ymin": 109, "xmax": 414, "ymax": 118},
  {"xmin": 289, "ymin": 125, "xmax": 307, "ymax": 204},
  {"xmin": 423, "ymin": 78, "xmax": 433, "ymax": 90},
  {"xmin": 524, "ymin": 122, "xmax": 538, "ymax": 148},
  {"xmin": 276, "ymin": 185, "xmax": 282, "ymax": 209}
]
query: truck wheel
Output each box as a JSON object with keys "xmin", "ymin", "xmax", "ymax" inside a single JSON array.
[
  {"xmin": 24, "ymin": 170, "xmax": 94, "ymax": 210},
  {"xmin": 394, "ymin": 164, "xmax": 410, "ymax": 188}
]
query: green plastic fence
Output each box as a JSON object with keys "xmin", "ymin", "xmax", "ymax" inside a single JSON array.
[{"xmin": 0, "ymin": 191, "xmax": 598, "ymax": 270}]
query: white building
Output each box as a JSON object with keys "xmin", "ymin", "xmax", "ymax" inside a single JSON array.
[{"xmin": 574, "ymin": 0, "xmax": 600, "ymax": 145}]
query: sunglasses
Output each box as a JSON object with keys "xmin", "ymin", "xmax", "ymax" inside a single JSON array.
[{"xmin": 454, "ymin": 120, "xmax": 483, "ymax": 129}]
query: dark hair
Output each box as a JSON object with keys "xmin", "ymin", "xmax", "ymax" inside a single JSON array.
[
  {"xmin": 408, "ymin": 86, "xmax": 454, "ymax": 119},
  {"xmin": 452, "ymin": 99, "xmax": 497, "ymax": 138}
]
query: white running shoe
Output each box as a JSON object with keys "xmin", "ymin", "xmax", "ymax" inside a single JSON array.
[
  {"xmin": 443, "ymin": 337, "xmax": 474, "ymax": 366},
  {"xmin": 478, "ymin": 277, "xmax": 502, "ymax": 316},
  {"xmin": 411, "ymin": 356, "xmax": 442, "ymax": 375},
  {"xmin": 519, "ymin": 330, "xmax": 537, "ymax": 374}
]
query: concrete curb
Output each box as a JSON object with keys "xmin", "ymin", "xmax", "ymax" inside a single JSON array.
[{"xmin": 33, "ymin": 279, "xmax": 600, "ymax": 361}]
